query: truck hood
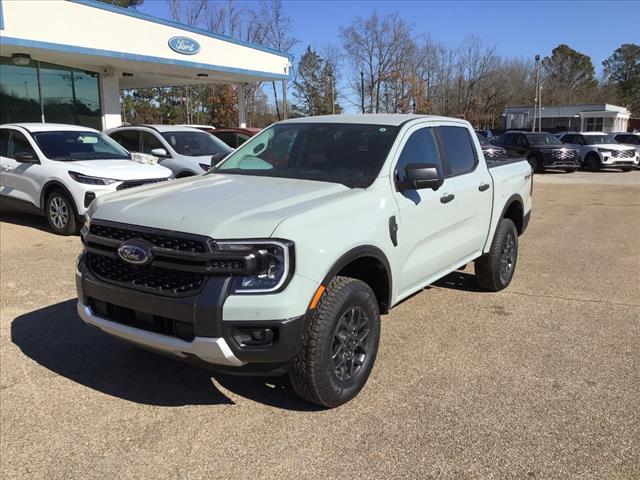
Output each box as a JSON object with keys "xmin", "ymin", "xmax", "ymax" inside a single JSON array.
[
  {"xmin": 67, "ymin": 160, "xmax": 172, "ymax": 180},
  {"xmin": 91, "ymin": 173, "xmax": 353, "ymax": 238}
]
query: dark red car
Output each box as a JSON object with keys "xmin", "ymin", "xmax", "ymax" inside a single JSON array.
[{"xmin": 210, "ymin": 128, "xmax": 261, "ymax": 148}]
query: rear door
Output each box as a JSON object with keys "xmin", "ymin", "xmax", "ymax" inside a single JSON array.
[
  {"xmin": 109, "ymin": 129, "xmax": 140, "ymax": 152},
  {"xmin": 435, "ymin": 124, "xmax": 493, "ymax": 262}
]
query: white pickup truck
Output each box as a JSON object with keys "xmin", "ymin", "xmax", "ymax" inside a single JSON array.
[{"xmin": 76, "ymin": 114, "xmax": 532, "ymax": 407}]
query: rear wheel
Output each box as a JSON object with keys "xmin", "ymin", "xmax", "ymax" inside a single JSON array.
[
  {"xmin": 564, "ymin": 168, "xmax": 577, "ymax": 173},
  {"xmin": 475, "ymin": 218, "xmax": 518, "ymax": 291},
  {"xmin": 289, "ymin": 276, "xmax": 380, "ymax": 408},
  {"xmin": 45, "ymin": 189, "xmax": 78, "ymax": 235},
  {"xmin": 621, "ymin": 167, "xmax": 632, "ymax": 172},
  {"xmin": 584, "ymin": 153, "xmax": 601, "ymax": 172}
]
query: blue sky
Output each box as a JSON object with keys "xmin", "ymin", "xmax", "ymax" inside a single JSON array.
[
  {"xmin": 139, "ymin": 0, "xmax": 639, "ymax": 110},
  {"xmin": 140, "ymin": 0, "xmax": 640, "ymax": 70}
]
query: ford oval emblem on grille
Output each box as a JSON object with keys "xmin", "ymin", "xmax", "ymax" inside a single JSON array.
[{"xmin": 117, "ymin": 240, "xmax": 153, "ymax": 266}]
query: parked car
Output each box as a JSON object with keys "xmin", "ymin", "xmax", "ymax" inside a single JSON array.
[
  {"xmin": 210, "ymin": 127, "xmax": 262, "ymax": 148},
  {"xmin": 611, "ymin": 132, "xmax": 640, "ymax": 169},
  {"xmin": 106, "ymin": 125, "xmax": 232, "ymax": 177},
  {"xmin": 0, "ymin": 123, "xmax": 172, "ymax": 235},
  {"xmin": 475, "ymin": 129, "xmax": 494, "ymax": 139},
  {"xmin": 492, "ymin": 131, "xmax": 579, "ymax": 173},
  {"xmin": 77, "ymin": 114, "xmax": 532, "ymax": 407},
  {"xmin": 555, "ymin": 132, "xmax": 639, "ymax": 172},
  {"xmin": 476, "ymin": 132, "xmax": 507, "ymax": 161}
]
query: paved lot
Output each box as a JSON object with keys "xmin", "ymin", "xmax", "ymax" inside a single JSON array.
[{"xmin": 1, "ymin": 171, "xmax": 639, "ymax": 479}]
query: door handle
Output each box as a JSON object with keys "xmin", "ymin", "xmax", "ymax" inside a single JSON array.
[
  {"xmin": 479, "ymin": 183, "xmax": 490, "ymax": 192},
  {"xmin": 440, "ymin": 193, "xmax": 455, "ymax": 204}
]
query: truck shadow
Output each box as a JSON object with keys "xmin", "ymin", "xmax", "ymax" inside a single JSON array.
[
  {"xmin": 11, "ymin": 300, "xmax": 320, "ymax": 411},
  {"xmin": 433, "ymin": 271, "xmax": 484, "ymax": 293}
]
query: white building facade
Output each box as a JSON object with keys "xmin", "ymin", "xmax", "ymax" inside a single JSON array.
[
  {"xmin": 0, "ymin": 0, "xmax": 292, "ymax": 129},
  {"xmin": 503, "ymin": 104, "xmax": 631, "ymax": 133}
]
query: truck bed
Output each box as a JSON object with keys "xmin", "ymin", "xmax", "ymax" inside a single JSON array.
[{"xmin": 486, "ymin": 157, "xmax": 528, "ymax": 168}]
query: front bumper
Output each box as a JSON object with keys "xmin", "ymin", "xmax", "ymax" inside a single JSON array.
[{"xmin": 76, "ymin": 254, "xmax": 308, "ymax": 372}]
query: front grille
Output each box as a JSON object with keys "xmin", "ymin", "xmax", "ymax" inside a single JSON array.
[
  {"xmin": 88, "ymin": 297, "xmax": 195, "ymax": 341},
  {"xmin": 88, "ymin": 253, "xmax": 205, "ymax": 296},
  {"xmin": 484, "ymin": 148, "xmax": 506, "ymax": 158},
  {"xmin": 89, "ymin": 223, "xmax": 207, "ymax": 252},
  {"xmin": 612, "ymin": 149, "xmax": 635, "ymax": 159},
  {"xmin": 116, "ymin": 178, "xmax": 169, "ymax": 191},
  {"xmin": 551, "ymin": 149, "xmax": 577, "ymax": 160}
]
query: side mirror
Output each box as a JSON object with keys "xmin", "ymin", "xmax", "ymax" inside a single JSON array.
[
  {"xmin": 396, "ymin": 163, "xmax": 444, "ymax": 192},
  {"xmin": 14, "ymin": 152, "xmax": 38, "ymax": 163},
  {"xmin": 211, "ymin": 152, "xmax": 227, "ymax": 164},
  {"xmin": 150, "ymin": 148, "xmax": 169, "ymax": 158}
]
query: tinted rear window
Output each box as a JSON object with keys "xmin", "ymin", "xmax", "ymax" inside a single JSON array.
[{"xmin": 437, "ymin": 126, "xmax": 477, "ymax": 176}]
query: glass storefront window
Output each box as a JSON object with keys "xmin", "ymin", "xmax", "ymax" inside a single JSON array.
[
  {"xmin": 0, "ymin": 57, "xmax": 42, "ymax": 124},
  {"xmin": 39, "ymin": 62, "xmax": 101, "ymax": 129},
  {"xmin": 0, "ymin": 57, "xmax": 101, "ymax": 129}
]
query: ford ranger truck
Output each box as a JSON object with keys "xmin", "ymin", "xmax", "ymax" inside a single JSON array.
[{"xmin": 76, "ymin": 114, "xmax": 532, "ymax": 407}]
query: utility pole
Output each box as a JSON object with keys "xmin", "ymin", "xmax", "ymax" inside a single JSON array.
[
  {"xmin": 538, "ymin": 86, "xmax": 543, "ymax": 133},
  {"xmin": 330, "ymin": 68, "xmax": 335, "ymax": 115},
  {"xmin": 533, "ymin": 54, "xmax": 540, "ymax": 132},
  {"xmin": 360, "ymin": 70, "xmax": 365, "ymax": 114}
]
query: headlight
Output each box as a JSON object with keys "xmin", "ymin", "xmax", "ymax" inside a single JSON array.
[
  {"xmin": 69, "ymin": 171, "xmax": 118, "ymax": 185},
  {"xmin": 597, "ymin": 148, "xmax": 613, "ymax": 153},
  {"xmin": 215, "ymin": 240, "xmax": 294, "ymax": 294}
]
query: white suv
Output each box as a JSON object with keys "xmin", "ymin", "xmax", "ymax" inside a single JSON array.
[
  {"xmin": 555, "ymin": 131, "xmax": 639, "ymax": 171},
  {"xmin": 0, "ymin": 123, "xmax": 172, "ymax": 235},
  {"xmin": 106, "ymin": 125, "xmax": 232, "ymax": 177}
]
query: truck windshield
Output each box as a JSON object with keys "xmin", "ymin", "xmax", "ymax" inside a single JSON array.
[
  {"xmin": 160, "ymin": 131, "xmax": 231, "ymax": 156},
  {"xmin": 211, "ymin": 123, "xmax": 399, "ymax": 188},
  {"xmin": 525, "ymin": 133, "xmax": 562, "ymax": 145},
  {"xmin": 32, "ymin": 131, "xmax": 131, "ymax": 161},
  {"xmin": 584, "ymin": 134, "xmax": 617, "ymax": 145}
]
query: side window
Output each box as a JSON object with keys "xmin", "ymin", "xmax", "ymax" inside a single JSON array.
[
  {"xmin": 561, "ymin": 134, "xmax": 574, "ymax": 144},
  {"xmin": 574, "ymin": 135, "xmax": 585, "ymax": 146},
  {"xmin": 504, "ymin": 133, "xmax": 516, "ymax": 146},
  {"xmin": 516, "ymin": 134, "xmax": 528, "ymax": 147},
  {"xmin": 214, "ymin": 132, "xmax": 235, "ymax": 147},
  {"xmin": 0, "ymin": 129, "xmax": 9, "ymax": 157},
  {"xmin": 140, "ymin": 132, "xmax": 163, "ymax": 154},
  {"xmin": 236, "ymin": 133, "xmax": 250, "ymax": 147},
  {"xmin": 437, "ymin": 126, "xmax": 477, "ymax": 177},
  {"xmin": 395, "ymin": 127, "xmax": 441, "ymax": 182},
  {"xmin": 110, "ymin": 130, "xmax": 140, "ymax": 152},
  {"xmin": 8, "ymin": 131, "xmax": 37, "ymax": 159}
]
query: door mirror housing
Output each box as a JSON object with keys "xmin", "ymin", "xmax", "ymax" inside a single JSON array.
[
  {"xmin": 211, "ymin": 151, "xmax": 227, "ymax": 164},
  {"xmin": 396, "ymin": 163, "xmax": 444, "ymax": 192},
  {"xmin": 150, "ymin": 148, "xmax": 169, "ymax": 158},
  {"xmin": 14, "ymin": 152, "xmax": 38, "ymax": 163}
]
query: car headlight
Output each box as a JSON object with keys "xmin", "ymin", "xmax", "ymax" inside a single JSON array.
[
  {"xmin": 69, "ymin": 171, "xmax": 118, "ymax": 185},
  {"xmin": 597, "ymin": 148, "xmax": 613, "ymax": 153},
  {"xmin": 215, "ymin": 240, "xmax": 294, "ymax": 294}
]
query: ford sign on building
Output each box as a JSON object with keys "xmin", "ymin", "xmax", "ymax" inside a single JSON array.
[
  {"xmin": 0, "ymin": 0, "xmax": 292, "ymax": 129},
  {"xmin": 168, "ymin": 36, "xmax": 201, "ymax": 55}
]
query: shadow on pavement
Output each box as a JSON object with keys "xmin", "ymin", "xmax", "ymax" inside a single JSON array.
[
  {"xmin": 0, "ymin": 210, "xmax": 54, "ymax": 234},
  {"xmin": 11, "ymin": 299, "xmax": 320, "ymax": 411}
]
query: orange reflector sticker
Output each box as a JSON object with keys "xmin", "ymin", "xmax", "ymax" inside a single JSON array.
[{"xmin": 309, "ymin": 285, "xmax": 326, "ymax": 310}]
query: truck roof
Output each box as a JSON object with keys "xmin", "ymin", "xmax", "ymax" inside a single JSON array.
[
  {"xmin": 280, "ymin": 114, "xmax": 463, "ymax": 126},
  {"xmin": 1, "ymin": 123, "xmax": 100, "ymax": 133}
]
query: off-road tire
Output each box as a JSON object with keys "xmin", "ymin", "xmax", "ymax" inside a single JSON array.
[
  {"xmin": 45, "ymin": 189, "xmax": 78, "ymax": 235},
  {"xmin": 621, "ymin": 167, "xmax": 633, "ymax": 172},
  {"xmin": 528, "ymin": 155, "xmax": 545, "ymax": 174},
  {"xmin": 475, "ymin": 218, "xmax": 518, "ymax": 291},
  {"xmin": 289, "ymin": 276, "xmax": 380, "ymax": 408}
]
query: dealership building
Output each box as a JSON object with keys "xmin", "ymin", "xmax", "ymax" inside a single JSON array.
[
  {"xmin": 502, "ymin": 104, "xmax": 631, "ymax": 133},
  {"xmin": 0, "ymin": 0, "xmax": 291, "ymax": 130}
]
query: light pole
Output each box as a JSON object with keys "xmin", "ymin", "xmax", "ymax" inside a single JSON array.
[{"xmin": 533, "ymin": 54, "xmax": 540, "ymax": 132}]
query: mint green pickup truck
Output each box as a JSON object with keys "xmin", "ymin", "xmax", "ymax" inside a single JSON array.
[{"xmin": 76, "ymin": 114, "xmax": 532, "ymax": 407}]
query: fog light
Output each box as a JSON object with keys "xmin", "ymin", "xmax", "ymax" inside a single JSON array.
[{"xmin": 232, "ymin": 327, "xmax": 275, "ymax": 347}]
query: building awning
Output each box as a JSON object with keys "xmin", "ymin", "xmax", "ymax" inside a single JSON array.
[{"xmin": 0, "ymin": 0, "xmax": 292, "ymax": 88}]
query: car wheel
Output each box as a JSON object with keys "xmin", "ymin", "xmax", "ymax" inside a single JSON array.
[
  {"xmin": 289, "ymin": 276, "xmax": 380, "ymax": 408},
  {"xmin": 564, "ymin": 168, "xmax": 577, "ymax": 173},
  {"xmin": 475, "ymin": 218, "xmax": 518, "ymax": 292},
  {"xmin": 621, "ymin": 167, "xmax": 632, "ymax": 172},
  {"xmin": 585, "ymin": 153, "xmax": 601, "ymax": 172},
  {"xmin": 45, "ymin": 189, "xmax": 78, "ymax": 235},
  {"xmin": 528, "ymin": 155, "xmax": 544, "ymax": 173}
]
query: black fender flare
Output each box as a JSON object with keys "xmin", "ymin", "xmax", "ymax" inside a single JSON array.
[
  {"xmin": 320, "ymin": 245, "xmax": 393, "ymax": 312},
  {"xmin": 40, "ymin": 181, "xmax": 79, "ymax": 215},
  {"xmin": 498, "ymin": 193, "xmax": 525, "ymax": 234}
]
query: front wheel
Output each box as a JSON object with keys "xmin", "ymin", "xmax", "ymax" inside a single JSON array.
[
  {"xmin": 621, "ymin": 167, "xmax": 633, "ymax": 172},
  {"xmin": 528, "ymin": 155, "xmax": 544, "ymax": 174},
  {"xmin": 289, "ymin": 277, "xmax": 380, "ymax": 408},
  {"xmin": 475, "ymin": 218, "xmax": 518, "ymax": 291},
  {"xmin": 45, "ymin": 189, "xmax": 78, "ymax": 235},
  {"xmin": 584, "ymin": 154, "xmax": 601, "ymax": 172}
]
